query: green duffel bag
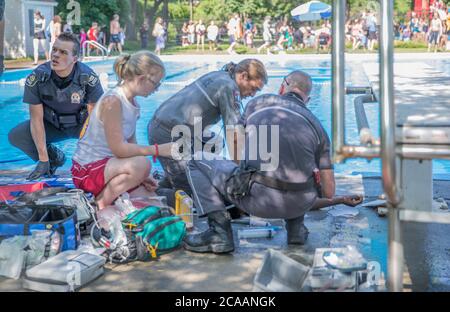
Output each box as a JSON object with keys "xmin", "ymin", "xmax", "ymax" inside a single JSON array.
[{"xmin": 118, "ymin": 206, "xmax": 186, "ymax": 262}]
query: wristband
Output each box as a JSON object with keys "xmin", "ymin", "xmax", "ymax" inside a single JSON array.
[{"xmin": 152, "ymin": 144, "xmax": 159, "ymax": 163}]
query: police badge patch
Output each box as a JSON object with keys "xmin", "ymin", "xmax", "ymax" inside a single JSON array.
[
  {"xmin": 71, "ymin": 92, "xmax": 81, "ymax": 104},
  {"xmin": 87, "ymin": 74, "xmax": 99, "ymax": 87},
  {"xmin": 25, "ymin": 73, "xmax": 38, "ymax": 87}
]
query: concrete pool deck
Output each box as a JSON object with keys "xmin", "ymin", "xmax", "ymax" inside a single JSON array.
[
  {"xmin": 0, "ymin": 174, "xmax": 449, "ymax": 292},
  {"xmin": 363, "ymin": 60, "xmax": 450, "ymax": 128}
]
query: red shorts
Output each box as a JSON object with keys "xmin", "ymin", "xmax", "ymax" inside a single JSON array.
[{"xmin": 71, "ymin": 158, "xmax": 110, "ymax": 197}]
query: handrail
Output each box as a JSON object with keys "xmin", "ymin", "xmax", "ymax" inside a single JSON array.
[
  {"xmin": 331, "ymin": 0, "xmax": 346, "ymax": 164},
  {"xmin": 332, "ymin": 0, "xmax": 450, "ymax": 293},
  {"xmin": 379, "ymin": 1, "xmax": 403, "ymax": 292},
  {"xmin": 339, "ymin": 144, "xmax": 450, "ymax": 160},
  {"xmin": 331, "ymin": 0, "xmax": 404, "ymax": 292},
  {"xmin": 82, "ymin": 40, "xmax": 108, "ymax": 60},
  {"xmin": 380, "ymin": 0, "xmax": 400, "ymax": 207}
]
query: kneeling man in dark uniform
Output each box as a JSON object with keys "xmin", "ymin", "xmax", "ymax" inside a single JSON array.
[
  {"xmin": 8, "ymin": 33, "xmax": 104, "ymax": 180},
  {"xmin": 184, "ymin": 70, "xmax": 362, "ymax": 254}
]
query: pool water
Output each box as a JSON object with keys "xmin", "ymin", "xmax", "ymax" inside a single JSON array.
[{"xmin": 1, "ymin": 58, "xmax": 449, "ymax": 177}]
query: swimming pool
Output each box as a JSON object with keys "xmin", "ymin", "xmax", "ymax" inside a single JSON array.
[{"xmin": 1, "ymin": 57, "xmax": 449, "ymax": 178}]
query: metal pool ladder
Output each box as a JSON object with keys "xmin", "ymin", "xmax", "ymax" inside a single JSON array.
[
  {"xmin": 82, "ymin": 40, "xmax": 108, "ymax": 60},
  {"xmin": 331, "ymin": 0, "xmax": 450, "ymax": 292}
]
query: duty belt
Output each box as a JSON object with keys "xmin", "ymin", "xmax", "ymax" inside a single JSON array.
[
  {"xmin": 226, "ymin": 166, "xmax": 315, "ymax": 199},
  {"xmin": 251, "ymin": 172, "xmax": 314, "ymax": 192}
]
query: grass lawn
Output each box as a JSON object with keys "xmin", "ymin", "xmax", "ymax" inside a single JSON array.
[{"xmin": 119, "ymin": 38, "xmax": 440, "ymax": 55}]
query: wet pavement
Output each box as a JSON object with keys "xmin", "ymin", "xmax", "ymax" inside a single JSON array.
[{"xmin": 0, "ymin": 174, "xmax": 449, "ymax": 292}]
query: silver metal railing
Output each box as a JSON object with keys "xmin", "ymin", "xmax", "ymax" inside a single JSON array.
[
  {"xmin": 331, "ymin": 0, "xmax": 450, "ymax": 292},
  {"xmin": 331, "ymin": 0, "xmax": 346, "ymax": 165},
  {"xmin": 379, "ymin": 0, "xmax": 400, "ymax": 207},
  {"xmin": 82, "ymin": 40, "xmax": 108, "ymax": 59}
]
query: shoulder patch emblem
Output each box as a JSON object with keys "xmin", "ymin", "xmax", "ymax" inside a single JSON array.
[
  {"xmin": 25, "ymin": 74, "xmax": 38, "ymax": 87},
  {"xmin": 87, "ymin": 74, "xmax": 99, "ymax": 87}
]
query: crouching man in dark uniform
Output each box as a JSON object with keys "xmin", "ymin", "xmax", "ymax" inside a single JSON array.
[
  {"xmin": 183, "ymin": 70, "xmax": 362, "ymax": 253},
  {"xmin": 8, "ymin": 33, "xmax": 104, "ymax": 180}
]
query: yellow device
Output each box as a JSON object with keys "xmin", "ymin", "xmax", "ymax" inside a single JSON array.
[{"xmin": 175, "ymin": 190, "xmax": 194, "ymax": 229}]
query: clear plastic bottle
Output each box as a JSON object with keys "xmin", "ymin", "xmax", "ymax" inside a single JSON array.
[
  {"xmin": 175, "ymin": 190, "xmax": 194, "ymax": 229},
  {"xmin": 96, "ymin": 192, "xmax": 137, "ymax": 229}
]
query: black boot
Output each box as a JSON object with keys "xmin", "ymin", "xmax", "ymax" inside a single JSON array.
[
  {"xmin": 285, "ymin": 215, "xmax": 309, "ymax": 245},
  {"xmin": 184, "ymin": 210, "xmax": 234, "ymax": 254},
  {"xmin": 47, "ymin": 144, "xmax": 66, "ymax": 175}
]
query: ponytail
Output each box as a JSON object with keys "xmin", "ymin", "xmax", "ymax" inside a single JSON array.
[
  {"xmin": 222, "ymin": 62, "xmax": 237, "ymax": 75},
  {"xmin": 114, "ymin": 53, "xmax": 131, "ymax": 85},
  {"xmin": 113, "ymin": 51, "xmax": 165, "ymax": 86},
  {"xmin": 223, "ymin": 59, "xmax": 268, "ymax": 85}
]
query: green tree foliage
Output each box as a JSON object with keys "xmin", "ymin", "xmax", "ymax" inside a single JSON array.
[
  {"xmin": 169, "ymin": 0, "xmax": 297, "ymax": 23},
  {"xmin": 56, "ymin": 0, "xmax": 130, "ymax": 32}
]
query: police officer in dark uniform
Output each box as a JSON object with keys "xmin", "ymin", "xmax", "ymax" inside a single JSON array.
[
  {"xmin": 8, "ymin": 33, "xmax": 104, "ymax": 180},
  {"xmin": 183, "ymin": 70, "xmax": 363, "ymax": 254},
  {"xmin": 148, "ymin": 59, "xmax": 267, "ymax": 194}
]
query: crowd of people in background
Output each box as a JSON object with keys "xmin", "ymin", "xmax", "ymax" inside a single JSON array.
[
  {"xmin": 31, "ymin": 4, "xmax": 450, "ymax": 64},
  {"xmin": 32, "ymin": 11, "xmax": 127, "ymax": 64},
  {"xmin": 171, "ymin": 5, "xmax": 449, "ymax": 54},
  {"xmin": 394, "ymin": 3, "xmax": 450, "ymax": 53},
  {"xmin": 172, "ymin": 15, "xmax": 333, "ymax": 54},
  {"xmin": 346, "ymin": 10, "xmax": 378, "ymax": 51}
]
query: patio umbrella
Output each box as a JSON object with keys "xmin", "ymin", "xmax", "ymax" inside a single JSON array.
[{"xmin": 291, "ymin": 1, "xmax": 332, "ymax": 22}]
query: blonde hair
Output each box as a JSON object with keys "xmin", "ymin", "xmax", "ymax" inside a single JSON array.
[
  {"xmin": 114, "ymin": 51, "xmax": 165, "ymax": 85},
  {"xmin": 223, "ymin": 59, "xmax": 268, "ymax": 84},
  {"xmin": 53, "ymin": 15, "xmax": 62, "ymax": 24}
]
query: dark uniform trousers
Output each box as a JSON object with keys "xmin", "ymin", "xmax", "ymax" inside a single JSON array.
[
  {"xmin": 8, "ymin": 120, "xmax": 83, "ymax": 162},
  {"xmin": 149, "ymin": 117, "xmax": 194, "ymax": 195},
  {"xmin": 186, "ymin": 157, "xmax": 317, "ymax": 220}
]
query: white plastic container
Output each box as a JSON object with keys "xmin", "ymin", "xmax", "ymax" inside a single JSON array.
[{"xmin": 237, "ymin": 228, "xmax": 277, "ymax": 239}]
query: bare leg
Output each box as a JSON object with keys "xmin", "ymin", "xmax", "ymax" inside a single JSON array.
[
  {"xmin": 257, "ymin": 42, "xmax": 269, "ymax": 53},
  {"xmin": 44, "ymin": 51, "xmax": 49, "ymax": 60},
  {"xmin": 227, "ymin": 42, "xmax": 235, "ymax": 54},
  {"xmin": 107, "ymin": 43, "xmax": 114, "ymax": 54},
  {"xmin": 33, "ymin": 39, "xmax": 39, "ymax": 64},
  {"xmin": 96, "ymin": 156, "xmax": 151, "ymax": 210}
]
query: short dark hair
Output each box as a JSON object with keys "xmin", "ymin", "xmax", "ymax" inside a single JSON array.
[{"xmin": 56, "ymin": 32, "xmax": 80, "ymax": 56}]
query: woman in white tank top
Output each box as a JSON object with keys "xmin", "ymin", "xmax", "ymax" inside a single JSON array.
[{"xmin": 72, "ymin": 51, "xmax": 173, "ymax": 210}]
